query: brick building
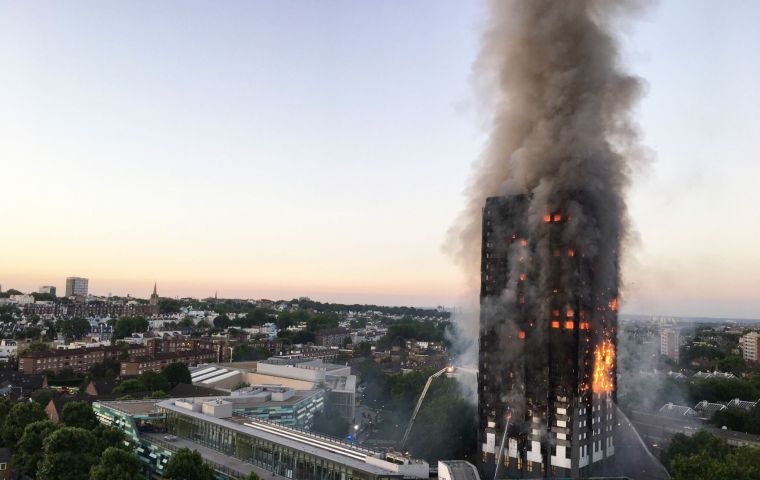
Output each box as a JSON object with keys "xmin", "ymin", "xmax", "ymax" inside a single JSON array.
[
  {"xmin": 314, "ymin": 328, "xmax": 349, "ymax": 347},
  {"xmin": 19, "ymin": 345, "xmax": 148, "ymax": 375},
  {"xmin": 120, "ymin": 349, "xmax": 215, "ymax": 376}
]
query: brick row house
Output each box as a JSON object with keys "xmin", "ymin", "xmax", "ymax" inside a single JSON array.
[
  {"xmin": 19, "ymin": 345, "xmax": 148, "ymax": 374},
  {"xmin": 120, "ymin": 349, "xmax": 215, "ymax": 376}
]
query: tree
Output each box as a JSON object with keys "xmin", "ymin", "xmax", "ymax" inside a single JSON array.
[
  {"xmin": 670, "ymin": 446, "xmax": 760, "ymax": 480},
  {"xmin": 113, "ymin": 379, "xmax": 146, "ymax": 395},
  {"xmin": 89, "ymin": 447, "xmax": 143, "ymax": 480},
  {"xmin": 306, "ymin": 312, "xmax": 340, "ymax": 332},
  {"xmin": 139, "ymin": 371, "xmax": 170, "ymax": 393},
  {"xmin": 158, "ymin": 298, "xmax": 182, "ymax": 314},
  {"xmin": 290, "ymin": 330, "xmax": 315, "ymax": 344},
  {"xmin": 90, "ymin": 358, "xmax": 121, "ymax": 380},
  {"xmin": 92, "ymin": 424, "xmax": 128, "ymax": 454},
  {"xmin": 0, "ymin": 396, "xmax": 13, "ymax": 436},
  {"xmin": 13, "ymin": 420, "xmax": 58, "ymax": 478},
  {"xmin": 31, "ymin": 388, "xmax": 58, "ymax": 406},
  {"xmin": 32, "ymin": 292, "xmax": 56, "ymax": 302},
  {"xmin": 245, "ymin": 472, "xmax": 261, "ymax": 480},
  {"xmin": 110, "ymin": 316, "xmax": 149, "ymax": 340},
  {"xmin": 406, "ymin": 378, "xmax": 477, "ymax": 462},
  {"xmin": 662, "ymin": 430, "xmax": 730, "ymax": 471},
  {"xmin": 162, "ymin": 448, "xmax": 215, "ymax": 480},
  {"xmin": 670, "ymin": 450, "xmax": 724, "ymax": 480},
  {"xmin": 26, "ymin": 341, "xmax": 51, "ymax": 352},
  {"xmin": 162, "ymin": 362, "xmax": 192, "ymax": 387},
  {"xmin": 231, "ymin": 345, "xmax": 270, "ymax": 362},
  {"xmin": 213, "ymin": 314, "xmax": 231, "ymax": 329},
  {"xmin": 61, "ymin": 401, "xmax": 99, "ymax": 430},
  {"xmin": 2, "ymin": 401, "xmax": 47, "ymax": 446},
  {"xmin": 355, "ymin": 341, "xmax": 372, "ymax": 358},
  {"xmin": 60, "ymin": 317, "xmax": 92, "ymax": 341},
  {"xmin": 38, "ymin": 427, "xmax": 99, "ymax": 480}
]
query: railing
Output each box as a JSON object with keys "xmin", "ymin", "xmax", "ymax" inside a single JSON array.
[{"xmin": 235, "ymin": 413, "xmax": 378, "ymax": 456}]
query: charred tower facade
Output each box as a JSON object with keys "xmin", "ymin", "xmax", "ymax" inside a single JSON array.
[{"xmin": 478, "ymin": 195, "xmax": 617, "ymax": 478}]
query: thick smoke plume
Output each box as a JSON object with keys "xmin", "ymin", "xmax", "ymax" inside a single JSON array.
[{"xmin": 446, "ymin": 0, "xmax": 647, "ymax": 367}]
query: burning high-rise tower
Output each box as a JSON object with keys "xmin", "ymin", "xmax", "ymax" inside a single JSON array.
[
  {"xmin": 478, "ymin": 194, "xmax": 618, "ymax": 478},
  {"xmin": 447, "ymin": 1, "xmax": 644, "ymax": 475}
]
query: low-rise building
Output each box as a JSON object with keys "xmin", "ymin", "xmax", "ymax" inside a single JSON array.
[
  {"xmin": 190, "ymin": 358, "xmax": 357, "ymax": 421},
  {"xmin": 10, "ymin": 294, "xmax": 35, "ymax": 305},
  {"xmin": 0, "ymin": 340, "xmax": 18, "ymax": 362},
  {"xmin": 19, "ymin": 345, "xmax": 149, "ymax": 374},
  {"xmin": 659, "ymin": 403, "xmax": 697, "ymax": 417},
  {"xmin": 314, "ymin": 328, "xmax": 349, "ymax": 347},
  {"xmin": 94, "ymin": 396, "xmax": 429, "ymax": 480},
  {"xmin": 0, "ymin": 371, "xmax": 47, "ymax": 399},
  {"xmin": 695, "ymin": 400, "xmax": 727, "ymax": 418},
  {"xmin": 120, "ymin": 349, "xmax": 215, "ymax": 376},
  {"xmin": 727, "ymin": 398, "xmax": 758, "ymax": 411},
  {"xmin": 0, "ymin": 448, "xmax": 11, "ymax": 480}
]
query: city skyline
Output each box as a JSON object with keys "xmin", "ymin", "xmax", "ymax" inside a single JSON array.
[{"xmin": 2, "ymin": 0, "xmax": 759, "ymax": 318}]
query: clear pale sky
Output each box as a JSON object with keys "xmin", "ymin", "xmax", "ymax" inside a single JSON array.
[{"xmin": 1, "ymin": 1, "xmax": 758, "ymax": 318}]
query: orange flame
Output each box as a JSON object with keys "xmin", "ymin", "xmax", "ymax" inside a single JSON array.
[
  {"xmin": 592, "ymin": 339, "xmax": 615, "ymax": 394},
  {"xmin": 609, "ymin": 298, "xmax": 618, "ymax": 312}
]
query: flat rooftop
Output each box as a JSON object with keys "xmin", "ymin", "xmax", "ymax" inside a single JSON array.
[{"xmin": 99, "ymin": 399, "xmax": 162, "ymax": 416}]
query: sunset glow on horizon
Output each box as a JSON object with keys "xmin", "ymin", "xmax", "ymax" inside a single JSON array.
[{"xmin": 1, "ymin": 0, "xmax": 759, "ymax": 318}]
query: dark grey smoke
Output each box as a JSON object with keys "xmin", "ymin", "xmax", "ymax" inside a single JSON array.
[
  {"xmin": 447, "ymin": 0, "xmax": 646, "ymax": 281},
  {"xmin": 446, "ymin": 0, "xmax": 649, "ymax": 374}
]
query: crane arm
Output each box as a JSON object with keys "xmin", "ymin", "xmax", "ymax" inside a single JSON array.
[{"xmin": 400, "ymin": 366, "xmax": 448, "ymax": 448}]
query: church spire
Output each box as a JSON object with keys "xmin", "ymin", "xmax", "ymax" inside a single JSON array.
[{"xmin": 153, "ymin": 282, "xmax": 157, "ymax": 296}]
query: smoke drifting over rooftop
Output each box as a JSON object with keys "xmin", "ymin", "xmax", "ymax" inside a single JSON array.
[{"xmin": 448, "ymin": 0, "xmax": 647, "ymax": 281}]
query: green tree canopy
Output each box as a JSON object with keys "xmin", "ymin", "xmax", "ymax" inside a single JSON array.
[
  {"xmin": 111, "ymin": 316, "xmax": 149, "ymax": 340},
  {"xmin": 26, "ymin": 341, "xmax": 51, "ymax": 352},
  {"xmin": 38, "ymin": 427, "xmax": 99, "ymax": 480},
  {"xmin": 89, "ymin": 358, "xmax": 121, "ymax": 380},
  {"xmin": 139, "ymin": 371, "xmax": 170, "ymax": 393},
  {"xmin": 92, "ymin": 424, "xmax": 128, "ymax": 454},
  {"xmin": 231, "ymin": 344, "xmax": 270, "ymax": 362},
  {"xmin": 31, "ymin": 388, "xmax": 58, "ymax": 406},
  {"xmin": 2, "ymin": 401, "xmax": 47, "ymax": 446},
  {"xmin": 0, "ymin": 396, "xmax": 13, "ymax": 436},
  {"xmin": 89, "ymin": 447, "xmax": 143, "ymax": 480},
  {"xmin": 671, "ymin": 445, "xmax": 760, "ymax": 480},
  {"xmin": 213, "ymin": 314, "xmax": 231, "ymax": 329},
  {"xmin": 158, "ymin": 298, "xmax": 182, "ymax": 314},
  {"xmin": 162, "ymin": 448, "xmax": 215, "ymax": 480},
  {"xmin": 162, "ymin": 362, "xmax": 192, "ymax": 387},
  {"xmin": 12, "ymin": 419, "xmax": 58, "ymax": 478},
  {"xmin": 113, "ymin": 379, "xmax": 146, "ymax": 395},
  {"xmin": 61, "ymin": 401, "xmax": 99, "ymax": 430},
  {"xmin": 60, "ymin": 317, "xmax": 92, "ymax": 341}
]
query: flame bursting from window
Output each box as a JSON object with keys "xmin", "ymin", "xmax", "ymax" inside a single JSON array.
[{"xmin": 592, "ymin": 339, "xmax": 615, "ymax": 393}]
